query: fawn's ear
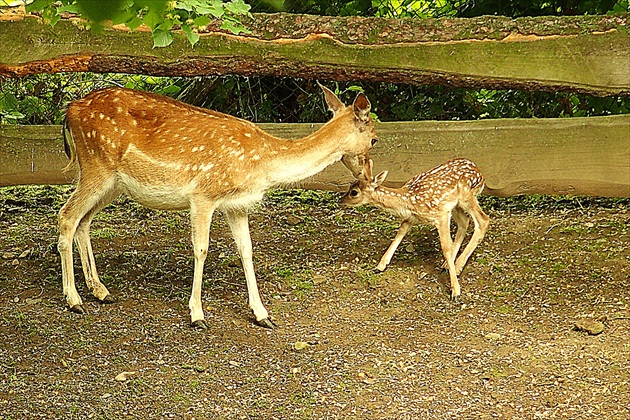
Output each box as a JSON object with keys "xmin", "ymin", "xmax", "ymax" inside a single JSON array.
[
  {"xmin": 353, "ymin": 93, "xmax": 371, "ymax": 123},
  {"xmin": 319, "ymin": 82, "xmax": 344, "ymax": 116},
  {"xmin": 373, "ymin": 170, "xmax": 388, "ymax": 187}
]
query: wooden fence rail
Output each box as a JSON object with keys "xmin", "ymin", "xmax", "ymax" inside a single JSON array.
[{"xmin": 1, "ymin": 116, "xmax": 628, "ymax": 197}]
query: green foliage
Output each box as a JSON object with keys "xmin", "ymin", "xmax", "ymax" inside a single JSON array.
[
  {"xmin": 0, "ymin": 73, "xmax": 181, "ymax": 124},
  {"xmin": 24, "ymin": 0, "xmax": 252, "ymax": 47}
]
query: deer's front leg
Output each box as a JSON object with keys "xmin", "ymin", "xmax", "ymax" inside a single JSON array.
[
  {"xmin": 225, "ymin": 208, "xmax": 275, "ymax": 329},
  {"xmin": 375, "ymin": 220, "xmax": 412, "ymax": 272},
  {"xmin": 189, "ymin": 201, "xmax": 216, "ymax": 329},
  {"xmin": 436, "ymin": 216, "xmax": 460, "ymax": 299}
]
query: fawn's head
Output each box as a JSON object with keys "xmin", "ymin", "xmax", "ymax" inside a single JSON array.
[
  {"xmin": 340, "ymin": 161, "xmax": 388, "ymax": 207},
  {"xmin": 319, "ymin": 84, "xmax": 377, "ymax": 180}
]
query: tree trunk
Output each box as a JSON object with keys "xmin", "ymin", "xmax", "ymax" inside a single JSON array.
[{"xmin": 0, "ymin": 8, "xmax": 628, "ymax": 96}]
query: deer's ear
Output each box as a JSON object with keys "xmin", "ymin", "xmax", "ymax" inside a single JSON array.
[
  {"xmin": 319, "ymin": 82, "xmax": 344, "ymax": 115},
  {"xmin": 373, "ymin": 170, "xmax": 388, "ymax": 187},
  {"xmin": 353, "ymin": 93, "xmax": 371, "ymax": 123}
]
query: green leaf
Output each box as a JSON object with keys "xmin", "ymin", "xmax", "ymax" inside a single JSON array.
[
  {"xmin": 152, "ymin": 29, "xmax": 174, "ymax": 48},
  {"xmin": 142, "ymin": 9, "xmax": 163, "ymax": 30},
  {"xmin": 221, "ymin": 17, "xmax": 250, "ymax": 35},
  {"xmin": 56, "ymin": 4, "xmax": 81, "ymax": 14},
  {"xmin": 225, "ymin": 0, "xmax": 251, "ymax": 15},
  {"xmin": 195, "ymin": 0, "xmax": 224, "ymax": 18},
  {"xmin": 158, "ymin": 18, "xmax": 174, "ymax": 31},
  {"xmin": 193, "ymin": 15, "xmax": 211, "ymax": 27},
  {"xmin": 181, "ymin": 23, "xmax": 200, "ymax": 46},
  {"xmin": 25, "ymin": 0, "xmax": 54, "ymax": 13},
  {"xmin": 125, "ymin": 16, "xmax": 144, "ymax": 31}
]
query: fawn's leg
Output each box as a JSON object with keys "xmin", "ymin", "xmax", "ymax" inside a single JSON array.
[
  {"xmin": 451, "ymin": 207, "xmax": 470, "ymax": 260},
  {"xmin": 455, "ymin": 198, "xmax": 490, "ymax": 274},
  {"xmin": 375, "ymin": 220, "xmax": 412, "ymax": 272},
  {"xmin": 436, "ymin": 214, "xmax": 460, "ymax": 299}
]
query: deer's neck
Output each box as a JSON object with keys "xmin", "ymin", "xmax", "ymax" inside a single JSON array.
[
  {"xmin": 266, "ymin": 117, "xmax": 354, "ymax": 185},
  {"xmin": 370, "ymin": 187, "xmax": 417, "ymax": 220}
]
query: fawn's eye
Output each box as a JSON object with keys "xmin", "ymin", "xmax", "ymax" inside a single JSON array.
[
  {"xmin": 350, "ymin": 189, "xmax": 360, "ymax": 198},
  {"xmin": 371, "ymin": 138, "xmax": 378, "ymax": 146}
]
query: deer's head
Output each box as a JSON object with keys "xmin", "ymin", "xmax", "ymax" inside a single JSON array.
[{"xmin": 319, "ymin": 84, "xmax": 377, "ymax": 181}]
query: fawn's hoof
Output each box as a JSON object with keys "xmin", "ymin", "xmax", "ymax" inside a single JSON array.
[
  {"xmin": 256, "ymin": 317, "xmax": 277, "ymax": 329},
  {"xmin": 101, "ymin": 294, "xmax": 116, "ymax": 304},
  {"xmin": 70, "ymin": 304, "xmax": 86, "ymax": 314},
  {"xmin": 191, "ymin": 319, "xmax": 208, "ymax": 330}
]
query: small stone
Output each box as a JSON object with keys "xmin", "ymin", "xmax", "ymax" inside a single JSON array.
[
  {"xmin": 312, "ymin": 275, "xmax": 328, "ymax": 285},
  {"xmin": 574, "ymin": 319, "xmax": 605, "ymax": 335},
  {"xmin": 485, "ymin": 333, "xmax": 501, "ymax": 340},
  {"xmin": 18, "ymin": 249, "xmax": 31, "ymax": 259},
  {"xmin": 114, "ymin": 371, "xmax": 137, "ymax": 382},
  {"xmin": 405, "ymin": 244, "xmax": 415, "ymax": 253},
  {"xmin": 293, "ymin": 341, "xmax": 309, "ymax": 351},
  {"xmin": 286, "ymin": 215, "xmax": 303, "ymax": 226}
]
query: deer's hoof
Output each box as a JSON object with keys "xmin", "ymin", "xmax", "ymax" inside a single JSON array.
[
  {"xmin": 191, "ymin": 319, "xmax": 208, "ymax": 330},
  {"xmin": 256, "ymin": 317, "xmax": 277, "ymax": 329},
  {"xmin": 101, "ymin": 294, "xmax": 116, "ymax": 304},
  {"xmin": 450, "ymin": 293, "xmax": 461, "ymax": 302},
  {"xmin": 70, "ymin": 304, "xmax": 86, "ymax": 315}
]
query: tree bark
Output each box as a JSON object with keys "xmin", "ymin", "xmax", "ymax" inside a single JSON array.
[{"xmin": 0, "ymin": 8, "xmax": 628, "ymax": 96}]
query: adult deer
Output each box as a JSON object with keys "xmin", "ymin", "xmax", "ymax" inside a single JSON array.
[
  {"xmin": 340, "ymin": 159, "xmax": 489, "ymax": 299},
  {"xmin": 59, "ymin": 84, "xmax": 377, "ymax": 329}
]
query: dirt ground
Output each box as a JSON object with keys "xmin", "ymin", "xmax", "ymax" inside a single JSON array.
[{"xmin": 0, "ymin": 185, "xmax": 628, "ymax": 419}]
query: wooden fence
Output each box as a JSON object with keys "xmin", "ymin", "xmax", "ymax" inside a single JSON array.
[
  {"xmin": 0, "ymin": 9, "xmax": 629, "ymax": 197},
  {"xmin": 2, "ymin": 116, "xmax": 628, "ymax": 197}
]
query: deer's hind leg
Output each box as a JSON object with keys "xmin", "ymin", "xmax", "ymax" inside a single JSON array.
[
  {"xmin": 442, "ymin": 207, "xmax": 470, "ymax": 271},
  {"xmin": 59, "ymin": 174, "xmax": 119, "ymax": 314},
  {"xmin": 74, "ymin": 186, "xmax": 121, "ymax": 303},
  {"xmin": 454, "ymin": 196, "xmax": 489, "ymax": 274}
]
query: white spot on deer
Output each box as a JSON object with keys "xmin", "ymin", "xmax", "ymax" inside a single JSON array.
[
  {"xmin": 99, "ymin": 113, "xmax": 105, "ymax": 120},
  {"xmin": 86, "ymin": 131, "xmax": 92, "ymax": 139},
  {"xmin": 132, "ymin": 119, "xmax": 138, "ymax": 127},
  {"xmin": 244, "ymin": 132, "xmax": 252, "ymax": 138},
  {"xmin": 192, "ymin": 146, "xmax": 199, "ymax": 152},
  {"xmin": 251, "ymin": 155, "xmax": 261, "ymax": 161},
  {"xmin": 192, "ymin": 165, "xmax": 198, "ymax": 171},
  {"xmin": 116, "ymin": 106, "xmax": 123, "ymax": 113},
  {"xmin": 199, "ymin": 145, "xmax": 205, "ymax": 151}
]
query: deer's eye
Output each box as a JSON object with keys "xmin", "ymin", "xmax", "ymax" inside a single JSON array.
[
  {"xmin": 371, "ymin": 138, "xmax": 378, "ymax": 146},
  {"xmin": 350, "ymin": 189, "xmax": 360, "ymax": 198}
]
